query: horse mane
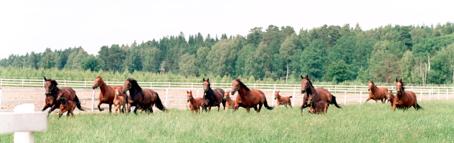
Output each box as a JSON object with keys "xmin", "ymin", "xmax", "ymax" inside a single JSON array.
[
  {"xmin": 304, "ymin": 77, "xmax": 316, "ymax": 95},
  {"xmin": 235, "ymin": 79, "xmax": 250, "ymax": 91},
  {"xmin": 127, "ymin": 78, "xmax": 143, "ymax": 92},
  {"xmin": 369, "ymin": 81, "xmax": 378, "ymax": 92}
]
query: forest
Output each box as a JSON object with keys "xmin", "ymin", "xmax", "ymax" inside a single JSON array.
[{"xmin": 1, "ymin": 23, "xmax": 454, "ymax": 84}]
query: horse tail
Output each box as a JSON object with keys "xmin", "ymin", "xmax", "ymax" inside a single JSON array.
[
  {"xmin": 263, "ymin": 96, "xmax": 274, "ymax": 110},
  {"xmin": 289, "ymin": 96, "xmax": 293, "ymax": 98},
  {"xmin": 74, "ymin": 95, "xmax": 84, "ymax": 111},
  {"xmin": 154, "ymin": 93, "xmax": 166, "ymax": 111},
  {"xmin": 415, "ymin": 103, "xmax": 422, "ymax": 110},
  {"xmin": 330, "ymin": 95, "xmax": 341, "ymax": 108}
]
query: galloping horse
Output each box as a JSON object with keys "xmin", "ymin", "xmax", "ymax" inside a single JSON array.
[
  {"xmin": 202, "ymin": 78, "xmax": 225, "ymax": 111},
  {"xmin": 42, "ymin": 77, "xmax": 83, "ymax": 114},
  {"xmin": 113, "ymin": 88, "xmax": 128, "ymax": 113},
  {"xmin": 230, "ymin": 79, "xmax": 273, "ymax": 112},
  {"xmin": 186, "ymin": 90, "xmax": 206, "ymax": 113},
  {"xmin": 122, "ymin": 78, "xmax": 166, "ymax": 114},
  {"xmin": 92, "ymin": 76, "xmax": 128, "ymax": 113},
  {"xmin": 366, "ymin": 80, "xmax": 389, "ymax": 103},
  {"xmin": 300, "ymin": 75, "xmax": 341, "ymax": 114},
  {"xmin": 390, "ymin": 78, "xmax": 422, "ymax": 111},
  {"xmin": 274, "ymin": 91, "xmax": 292, "ymax": 108}
]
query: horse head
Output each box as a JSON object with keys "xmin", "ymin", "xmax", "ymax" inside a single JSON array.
[
  {"xmin": 230, "ymin": 79, "xmax": 249, "ymax": 95},
  {"xmin": 367, "ymin": 80, "xmax": 375, "ymax": 91},
  {"xmin": 202, "ymin": 78, "xmax": 211, "ymax": 92},
  {"xmin": 43, "ymin": 77, "xmax": 58, "ymax": 96},
  {"xmin": 92, "ymin": 76, "xmax": 104, "ymax": 89},
  {"xmin": 186, "ymin": 90, "xmax": 193, "ymax": 102},
  {"xmin": 300, "ymin": 75, "xmax": 314, "ymax": 95},
  {"xmin": 395, "ymin": 78, "xmax": 405, "ymax": 93},
  {"xmin": 274, "ymin": 91, "xmax": 280, "ymax": 99}
]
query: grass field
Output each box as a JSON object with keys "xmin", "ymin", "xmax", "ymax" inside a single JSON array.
[{"xmin": 1, "ymin": 101, "xmax": 454, "ymax": 143}]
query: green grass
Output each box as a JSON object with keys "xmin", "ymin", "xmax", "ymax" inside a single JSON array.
[{"xmin": 1, "ymin": 101, "xmax": 454, "ymax": 143}]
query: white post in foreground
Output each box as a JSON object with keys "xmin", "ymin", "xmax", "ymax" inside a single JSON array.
[
  {"xmin": 0, "ymin": 104, "xmax": 47, "ymax": 143},
  {"xmin": 0, "ymin": 88, "xmax": 2, "ymax": 106}
]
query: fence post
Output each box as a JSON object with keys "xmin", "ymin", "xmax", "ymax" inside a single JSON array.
[
  {"xmin": 446, "ymin": 89, "xmax": 449, "ymax": 100},
  {"xmin": 13, "ymin": 104, "xmax": 36, "ymax": 143},
  {"xmin": 92, "ymin": 90, "xmax": 95, "ymax": 112}
]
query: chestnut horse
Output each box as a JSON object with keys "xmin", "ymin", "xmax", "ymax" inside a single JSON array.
[
  {"xmin": 92, "ymin": 76, "xmax": 128, "ymax": 113},
  {"xmin": 58, "ymin": 97, "xmax": 76, "ymax": 118},
  {"xmin": 122, "ymin": 78, "xmax": 166, "ymax": 114},
  {"xmin": 274, "ymin": 91, "xmax": 292, "ymax": 108},
  {"xmin": 186, "ymin": 90, "xmax": 206, "ymax": 113},
  {"xmin": 366, "ymin": 80, "xmax": 389, "ymax": 103},
  {"xmin": 300, "ymin": 75, "xmax": 341, "ymax": 114},
  {"xmin": 202, "ymin": 78, "xmax": 225, "ymax": 111},
  {"xmin": 42, "ymin": 77, "xmax": 83, "ymax": 114},
  {"xmin": 390, "ymin": 78, "xmax": 422, "ymax": 111},
  {"xmin": 223, "ymin": 91, "xmax": 235, "ymax": 110},
  {"xmin": 230, "ymin": 79, "xmax": 273, "ymax": 112}
]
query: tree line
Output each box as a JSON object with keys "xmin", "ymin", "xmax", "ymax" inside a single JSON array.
[{"xmin": 1, "ymin": 23, "xmax": 454, "ymax": 84}]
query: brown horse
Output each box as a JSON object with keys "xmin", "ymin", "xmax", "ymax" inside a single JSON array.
[
  {"xmin": 390, "ymin": 78, "xmax": 422, "ymax": 111},
  {"xmin": 58, "ymin": 97, "xmax": 76, "ymax": 118},
  {"xmin": 223, "ymin": 91, "xmax": 234, "ymax": 110},
  {"xmin": 122, "ymin": 78, "xmax": 166, "ymax": 114},
  {"xmin": 113, "ymin": 88, "xmax": 128, "ymax": 113},
  {"xmin": 186, "ymin": 90, "xmax": 206, "ymax": 113},
  {"xmin": 42, "ymin": 77, "xmax": 83, "ymax": 114},
  {"xmin": 202, "ymin": 78, "xmax": 225, "ymax": 111},
  {"xmin": 274, "ymin": 91, "xmax": 292, "ymax": 108},
  {"xmin": 366, "ymin": 80, "xmax": 389, "ymax": 103},
  {"xmin": 92, "ymin": 76, "xmax": 128, "ymax": 113},
  {"xmin": 230, "ymin": 79, "xmax": 273, "ymax": 112},
  {"xmin": 300, "ymin": 75, "xmax": 341, "ymax": 114}
]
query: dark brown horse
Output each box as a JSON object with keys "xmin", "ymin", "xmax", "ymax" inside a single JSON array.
[
  {"xmin": 300, "ymin": 75, "xmax": 341, "ymax": 114},
  {"xmin": 122, "ymin": 78, "xmax": 166, "ymax": 114},
  {"xmin": 274, "ymin": 91, "xmax": 292, "ymax": 108},
  {"xmin": 230, "ymin": 79, "xmax": 273, "ymax": 112},
  {"xmin": 202, "ymin": 78, "xmax": 225, "ymax": 111},
  {"xmin": 58, "ymin": 97, "xmax": 76, "ymax": 118},
  {"xmin": 42, "ymin": 77, "xmax": 83, "ymax": 114},
  {"xmin": 186, "ymin": 90, "xmax": 206, "ymax": 113},
  {"xmin": 390, "ymin": 78, "xmax": 422, "ymax": 111},
  {"xmin": 92, "ymin": 76, "xmax": 128, "ymax": 113},
  {"xmin": 366, "ymin": 80, "xmax": 389, "ymax": 103}
]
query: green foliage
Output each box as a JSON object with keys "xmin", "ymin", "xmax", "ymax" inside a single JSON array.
[{"xmin": 1, "ymin": 23, "xmax": 454, "ymax": 84}]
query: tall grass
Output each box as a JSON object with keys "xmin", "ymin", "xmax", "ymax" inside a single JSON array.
[{"xmin": 1, "ymin": 101, "xmax": 453, "ymax": 143}]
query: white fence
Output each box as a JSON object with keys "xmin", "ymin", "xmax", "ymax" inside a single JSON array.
[
  {"xmin": 0, "ymin": 78, "xmax": 453, "ymax": 111},
  {"xmin": 0, "ymin": 104, "xmax": 47, "ymax": 143}
]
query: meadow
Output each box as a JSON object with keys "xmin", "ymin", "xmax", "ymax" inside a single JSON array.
[{"xmin": 1, "ymin": 101, "xmax": 454, "ymax": 143}]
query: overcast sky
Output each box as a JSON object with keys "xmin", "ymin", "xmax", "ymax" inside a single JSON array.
[{"xmin": 0, "ymin": 0, "xmax": 453, "ymax": 58}]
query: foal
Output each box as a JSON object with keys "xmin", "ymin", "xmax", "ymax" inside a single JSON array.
[
  {"xmin": 186, "ymin": 90, "xmax": 206, "ymax": 113},
  {"xmin": 223, "ymin": 91, "xmax": 235, "ymax": 110},
  {"xmin": 113, "ymin": 88, "xmax": 128, "ymax": 113},
  {"xmin": 58, "ymin": 97, "xmax": 76, "ymax": 118},
  {"xmin": 274, "ymin": 91, "xmax": 292, "ymax": 108}
]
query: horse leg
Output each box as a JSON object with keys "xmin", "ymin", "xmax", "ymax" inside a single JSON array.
[
  {"xmin": 48, "ymin": 105, "xmax": 58, "ymax": 115},
  {"xmin": 42, "ymin": 104, "xmax": 49, "ymax": 111},
  {"xmin": 106, "ymin": 104, "xmax": 112, "ymax": 113},
  {"xmin": 98, "ymin": 102, "xmax": 104, "ymax": 111},
  {"xmin": 133, "ymin": 106, "xmax": 139, "ymax": 115},
  {"xmin": 217, "ymin": 105, "xmax": 220, "ymax": 112},
  {"xmin": 58, "ymin": 112, "xmax": 63, "ymax": 118},
  {"xmin": 258, "ymin": 103, "xmax": 263, "ymax": 112},
  {"xmin": 253, "ymin": 106, "xmax": 259, "ymax": 112},
  {"xmin": 246, "ymin": 108, "xmax": 250, "ymax": 112},
  {"xmin": 365, "ymin": 98, "xmax": 371, "ymax": 103}
]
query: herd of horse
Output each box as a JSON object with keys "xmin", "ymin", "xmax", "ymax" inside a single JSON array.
[{"xmin": 41, "ymin": 75, "xmax": 422, "ymax": 118}]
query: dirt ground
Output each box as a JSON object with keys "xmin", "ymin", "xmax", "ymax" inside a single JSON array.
[{"xmin": 0, "ymin": 86, "xmax": 451, "ymax": 112}]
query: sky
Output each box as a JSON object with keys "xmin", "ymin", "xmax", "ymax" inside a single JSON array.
[{"xmin": 0, "ymin": 0, "xmax": 453, "ymax": 58}]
